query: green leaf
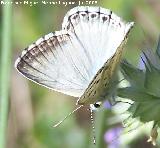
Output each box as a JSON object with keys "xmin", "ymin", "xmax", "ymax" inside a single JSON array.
[
  {"xmin": 127, "ymin": 102, "xmax": 139, "ymax": 116},
  {"xmin": 127, "ymin": 100, "xmax": 160, "ymax": 123},
  {"xmin": 128, "ymin": 100, "xmax": 160, "ymax": 122},
  {"xmin": 145, "ymin": 66, "xmax": 160, "ymax": 97},
  {"xmin": 117, "ymin": 87, "xmax": 159, "ymax": 102},
  {"xmin": 119, "ymin": 37, "xmax": 160, "ymax": 126},
  {"xmin": 120, "ymin": 60, "xmax": 145, "ymax": 88},
  {"xmin": 142, "ymin": 49, "xmax": 160, "ymax": 71}
]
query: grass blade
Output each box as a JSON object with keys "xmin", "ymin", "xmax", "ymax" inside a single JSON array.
[{"xmin": 0, "ymin": 1, "xmax": 12, "ymax": 148}]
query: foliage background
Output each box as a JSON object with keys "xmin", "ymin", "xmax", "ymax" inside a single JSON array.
[{"xmin": 0, "ymin": 0, "xmax": 160, "ymax": 147}]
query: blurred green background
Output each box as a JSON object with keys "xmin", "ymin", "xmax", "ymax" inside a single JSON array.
[{"xmin": 1, "ymin": 0, "xmax": 160, "ymax": 148}]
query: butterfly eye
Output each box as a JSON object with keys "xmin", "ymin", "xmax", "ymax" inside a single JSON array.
[
  {"xmin": 94, "ymin": 102, "xmax": 102, "ymax": 108},
  {"xmin": 90, "ymin": 102, "xmax": 102, "ymax": 110}
]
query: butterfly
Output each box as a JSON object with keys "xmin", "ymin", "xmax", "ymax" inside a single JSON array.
[{"xmin": 15, "ymin": 6, "xmax": 134, "ymax": 128}]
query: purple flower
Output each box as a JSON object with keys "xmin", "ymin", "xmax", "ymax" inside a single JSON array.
[
  {"xmin": 104, "ymin": 127, "xmax": 122, "ymax": 148},
  {"xmin": 138, "ymin": 53, "xmax": 146, "ymax": 70},
  {"xmin": 103, "ymin": 101, "xmax": 112, "ymax": 109},
  {"xmin": 138, "ymin": 49, "xmax": 160, "ymax": 71}
]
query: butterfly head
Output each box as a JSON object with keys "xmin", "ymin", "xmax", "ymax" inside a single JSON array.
[{"xmin": 90, "ymin": 101, "xmax": 102, "ymax": 110}]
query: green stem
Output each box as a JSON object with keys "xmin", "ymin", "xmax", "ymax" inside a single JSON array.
[
  {"xmin": 0, "ymin": 1, "xmax": 12, "ymax": 148},
  {"xmin": 96, "ymin": 108, "xmax": 109, "ymax": 148}
]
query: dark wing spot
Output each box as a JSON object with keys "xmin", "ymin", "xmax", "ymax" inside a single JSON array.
[
  {"xmin": 91, "ymin": 13, "xmax": 96, "ymax": 18},
  {"xmin": 72, "ymin": 14, "xmax": 79, "ymax": 20},
  {"xmin": 102, "ymin": 16, "xmax": 108, "ymax": 22},
  {"xmin": 96, "ymin": 79, "xmax": 100, "ymax": 84},
  {"xmin": 80, "ymin": 12, "xmax": 86, "ymax": 17}
]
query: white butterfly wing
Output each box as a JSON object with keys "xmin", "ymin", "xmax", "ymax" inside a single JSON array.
[
  {"xmin": 63, "ymin": 6, "xmax": 133, "ymax": 78},
  {"xmin": 15, "ymin": 6, "xmax": 134, "ymax": 98},
  {"xmin": 15, "ymin": 32, "xmax": 88, "ymax": 97}
]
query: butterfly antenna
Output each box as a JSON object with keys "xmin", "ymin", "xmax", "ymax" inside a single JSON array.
[
  {"xmin": 89, "ymin": 108, "xmax": 96, "ymax": 145},
  {"xmin": 53, "ymin": 105, "xmax": 83, "ymax": 127}
]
